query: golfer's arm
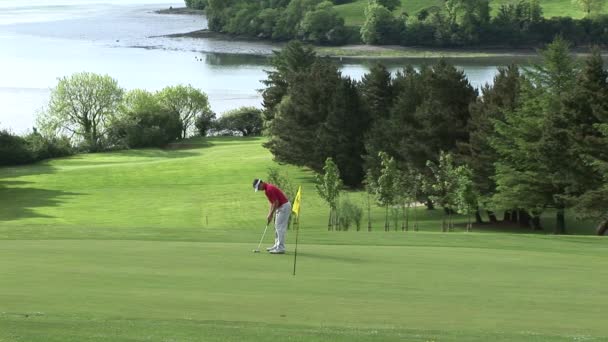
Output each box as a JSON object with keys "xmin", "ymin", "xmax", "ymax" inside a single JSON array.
[{"xmin": 268, "ymin": 200, "xmax": 279, "ymax": 218}]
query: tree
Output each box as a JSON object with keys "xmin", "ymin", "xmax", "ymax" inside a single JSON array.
[
  {"xmin": 454, "ymin": 165, "xmax": 478, "ymax": 231},
  {"xmin": 317, "ymin": 77, "xmax": 371, "ymax": 186},
  {"xmin": 158, "ymin": 85, "xmax": 211, "ymax": 139},
  {"xmin": 37, "ymin": 72, "xmax": 123, "ymax": 151},
  {"xmin": 458, "ymin": 65, "xmax": 522, "ymax": 223},
  {"xmin": 184, "ymin": 0, "xmax": 207, "ymax": 10},
  {"xmin": 567, "ymin": 49, "xmax": 608, "ymax": 235},
  {"xmin": 215, "ymin": 107, "xmax": 263, "ymax": 136},
  {"xmin": 195, "ymin": 110, "xmax": 217, "ymax": 137},
  {"xmin": 361, "ymin": 63, "xmax": 396, "ymax": 174},
  {"xmin": 262, "ymin": 41, "xmax": 316, "ymax": 129},
  {"xmin": 315, "ymin": 157, "xmax": 343, "ymax": 231},
  {"xmin": 264, "ymin": 58, "xmax": 342, "ymax": 173},
  {"xmin": 299, "ymin": 1, "xmax": 347, "ymax": 44},
  {"xmin": 376, "ymin": 0, "xmax": 400, "ymax": 11},
  {"xmin": 360, "ymin": 2, "xmax": 402, "ymax": 44},
  {"xmin": 395, "ymin": 169, "xmax": 421, "ymax": 231},
  {"xmin": 108, "ymin": 89, "xmax": 182, "ymax": 148},
  {"xmin": 375, "ymin": 152, "xmax": 398, "ymax": 231},
  {"xmin": 491, "ymin": 37, "xmax": 582, "ymax": 234},
  {"xmin": 426, "ymin": 151, "xmax": 461, "ymax": 232}
]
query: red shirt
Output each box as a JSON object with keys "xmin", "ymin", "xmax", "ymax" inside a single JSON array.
[{"xmin": 264, "ymin": 183, "xmax": 288, "ymax": 206}]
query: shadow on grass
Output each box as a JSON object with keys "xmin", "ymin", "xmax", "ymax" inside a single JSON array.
[
  {"xmin": 0, "ymin": 164, "xmax": 81, "ymax": 222},
  {"xmin": 0, "ymin": 187, "xmax": 81, "ymax": 222}
]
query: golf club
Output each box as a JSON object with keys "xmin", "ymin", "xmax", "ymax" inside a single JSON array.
[{"xmin": 252, "ymin": 224, "xmax": 269, "ymax": 253}]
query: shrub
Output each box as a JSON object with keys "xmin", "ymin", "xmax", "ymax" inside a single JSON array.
[
  {"xmin": 338, "ymin": 197, "xmax": 363, "ymax": 231},
  {"xmin": 0, "ymin": 130, "xmax": 35, "ymax": 166}
]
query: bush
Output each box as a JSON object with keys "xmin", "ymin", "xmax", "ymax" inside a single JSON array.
[
  {"xmin": 215, "ymin": 107, "xmax": 263, "ymax": 136},
  {"xmin": 0, "ymin": 129, "xmax": 73, "ymax": 166},
  {"xmin": 24, "ymin": 130, "xmax": 74, "ymax": 160},
  {"xmin": 195, "ymin": 110, "xmax": 217, "ymax": 137},
  {"xmin": 338, "ymin": 197, "xmax": 363, "ymax": 231},
  {"xmin": 0, "ymin": 130, "xmax": 35, "ymax": 166},
  {"xmin": 108, "ymin": 90, "xmax": 182, "ymax": 148}
]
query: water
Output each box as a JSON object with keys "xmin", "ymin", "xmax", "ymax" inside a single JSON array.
[{"xmin": 0, "ymin": 1, "xmax": 518, "ymax": 134}]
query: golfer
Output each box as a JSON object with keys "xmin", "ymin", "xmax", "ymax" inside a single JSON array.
[{"xmin": 253, "ymin": 179, "xmax": 291, "ymax": 254}]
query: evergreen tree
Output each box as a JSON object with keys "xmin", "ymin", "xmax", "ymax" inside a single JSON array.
[
  {"xmin": 492, "ymin": 37, "xmax": 584, "ymax": 234},
  {"xmin": 262, "ymin": 41, "xmax": 316, "ymax": 130},
  {"xmin": 458, "ymin": 64, "xmax": 522, "ymax": 222},
  {"xmin": 568, "ymin": 48, "xmax": 608, "ymax": 235}
]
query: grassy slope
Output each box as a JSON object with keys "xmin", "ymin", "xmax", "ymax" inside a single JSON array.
[
  {"xmin": 335, "ymin": 0, "xmax": 608, "ymax": 26},
  {"xmin": 1, "ymin": 137, "xmax": 607, "ymax": 341}
]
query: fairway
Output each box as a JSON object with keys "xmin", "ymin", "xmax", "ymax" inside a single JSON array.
[{"xmin": 1, "ymin": 138, "xmax": 607, "ymax": 341}]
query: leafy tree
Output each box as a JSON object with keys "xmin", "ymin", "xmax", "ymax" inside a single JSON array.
[
  {"xmin": 394, "ymin": 169, "xmax": 423, "ymax": 231},
  {"xmin": 184, "ymin": 0, "xmax": 207, "ymax": 10},
  {"xmin": 375, "ymin": 0, "xmax": 400, "ymax": 11},
  {"xmin": 360, "ymin": 2, "xmax": 402, "ymax": 44},
  {"xmin": 299, "ymin": 1, "xmax": 347, "ymax": 44},
  {"xmin": 215, "ymin": 107, "xmax": 263, "ymax": 136},
  {"xmin": 37, "ymin": 72, "xmax": 123, "ymax": 151},
  {"xmin": 363, "ymin": 170, "xmax": 376, "ymax": 231},
  {"xmin": 195, "ymin": 110, "xmax": 217, "ymax": 137},
  {"xmin": 426, "ymin": 151, "xmax": 462, "ymax": 231},
  {"xmin": 375, "ymin": 152, "xmax": 398, "ymax": 231},
  {"xmin": 159, "ymin": 85, "xmax": 211, "ymax": 139},
  {"xmin": 108, "ymin": 89, "xmax": 182, "ymax": 148},
  {"xmin": 454, "ymin": 165, "xmax": 478, "ymax": 231},
  {"xmin": 315, "ymin": 157, "xmax": 343, "ymax": 231}
]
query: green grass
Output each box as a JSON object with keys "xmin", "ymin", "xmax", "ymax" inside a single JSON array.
[
  {"xmin": 335, "ymin": 0, "xmax": 608, "ymax": 26},
  {"xmin": 1, "ymin": 137, "xmax": 607, "ymax": 341}
]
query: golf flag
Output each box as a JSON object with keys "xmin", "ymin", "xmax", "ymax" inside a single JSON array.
[{"xmin": 292, "ymin": 186, "xmax": 302, "ymax": 218}]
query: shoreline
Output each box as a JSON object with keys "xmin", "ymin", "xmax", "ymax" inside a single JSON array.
[
  {"xmin": 155, "ymin": 10, "xmax": 607, "ymax": 60},
  {"xmin": 155, "ymin": 7, "xmax": 205, "ymax": 15}
]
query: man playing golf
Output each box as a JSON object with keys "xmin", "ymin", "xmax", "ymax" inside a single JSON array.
[{"xmin": 253, "ymin": 179, "xmax": 291, "ymax": 254}]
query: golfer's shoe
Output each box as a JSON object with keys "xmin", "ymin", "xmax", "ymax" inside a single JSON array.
[
  {"xmin": 269, "ymin": 249, "xmax": 285, "ymax": 254},
  {"xmin": 266, "ymin": 246, "xmax": 277, "ymax": 251}
]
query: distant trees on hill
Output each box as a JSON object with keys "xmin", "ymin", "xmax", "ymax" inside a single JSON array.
[{"xmin": 189, "ymin": 0, "xmax": 608, "ymax": 48}]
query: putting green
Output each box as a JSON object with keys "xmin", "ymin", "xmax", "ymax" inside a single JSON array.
[{"xmin": 1, "ymin": 237, "xmax": 607, "ymax": 341}]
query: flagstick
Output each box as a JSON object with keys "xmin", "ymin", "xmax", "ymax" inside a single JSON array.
[{"xmin": 292, "ymin": 216, "xmax": 300, "ymax": 276}]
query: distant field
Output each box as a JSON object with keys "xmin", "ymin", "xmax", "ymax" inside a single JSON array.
[
  {"xmin": 1, "ymin": 137, "xmax": 606, "ymax": 341},
  {"xmin": 335, "ymin": 0, "xmax": 607, "ymax": 26}
]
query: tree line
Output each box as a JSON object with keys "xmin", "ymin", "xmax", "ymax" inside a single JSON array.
[
  {"xmin": 0, "ymin": 74, "xmax": 263, "ymax": 166},
  {"xmin": 185, "ymin": 0, "xmax": 608, "ymax": 48},
  {"xmin": 262, "ymin": 39, "xmax": 608, "ymax": 235},
  {"xmin": 361, "ymin": 0, "xmax": 608, "ymax": 47}
]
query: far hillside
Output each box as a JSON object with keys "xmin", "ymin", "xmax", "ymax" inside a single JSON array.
[{"xmin": 335, "ymin": 0, "xmax": 608, "ymax": 25}]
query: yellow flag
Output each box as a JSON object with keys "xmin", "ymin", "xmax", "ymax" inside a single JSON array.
[{"xmin": 292, "ymin": 186, "xmax": 302, "ymax": 218}]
